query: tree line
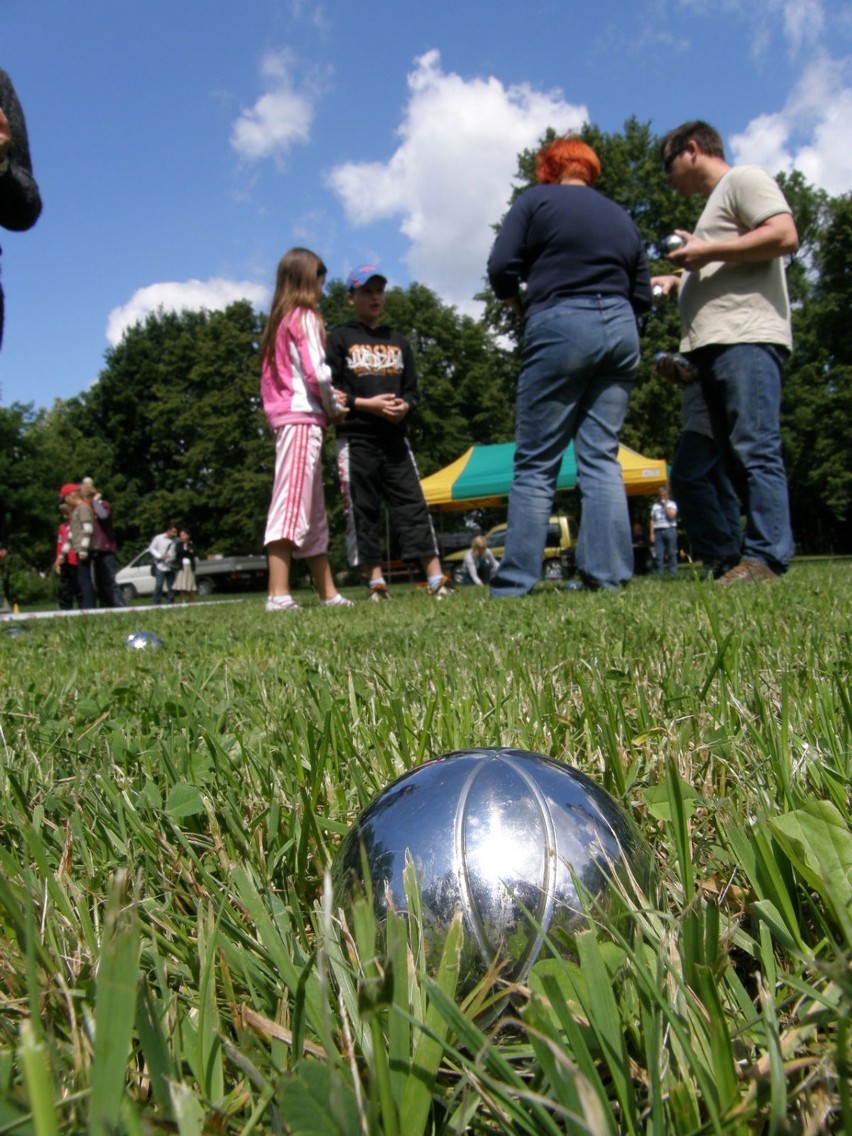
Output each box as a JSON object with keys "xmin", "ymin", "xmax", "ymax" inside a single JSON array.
[{"xmin": 1, "ymin": 119, "xmax": 849, "ymax": 600}]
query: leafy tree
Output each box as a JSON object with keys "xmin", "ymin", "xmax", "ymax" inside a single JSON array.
[
  {"xmin": 0, "ymin": 402, "xmax": 58, "ymax": 562},
  {"xmin": 64, "ymin": 302, "xmax": 270, "ymax": 558},
  {"xmin": 782, "ymin": 193, "xmax": 852, "ymax": 551}
]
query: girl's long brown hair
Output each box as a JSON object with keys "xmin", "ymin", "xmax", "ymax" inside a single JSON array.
[{"xmin": 260, "ymin": 247, "xmax": 328, "ymax": 368}]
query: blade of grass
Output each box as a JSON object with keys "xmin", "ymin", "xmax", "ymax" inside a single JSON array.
[{"xmin": 88, "ymin": 871, "xmax": 141, "ymax": 1136}]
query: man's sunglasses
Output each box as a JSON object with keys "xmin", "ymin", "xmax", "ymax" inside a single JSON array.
[{"xmin": 663, "ymin": 145, "xmax": 689, "ymax": 173}]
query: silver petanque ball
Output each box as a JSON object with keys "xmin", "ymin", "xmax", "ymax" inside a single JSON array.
[
  {"xmin": 661, "ymin": 232, "xmax": 686, "ymax": 254},
  {"xmin": 125, "ymin": 630, "xmax": 164, "ymax": 650},
  {"xmin": 331, "ymin": 748, "xmax": 647, "ymax": 999}
]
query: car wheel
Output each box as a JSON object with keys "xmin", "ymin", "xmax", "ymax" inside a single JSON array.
[
  {"xmin": 120, "ymin": 584, "xmax": 137, "ymax": 602},
  {"xmin": 196, "ymin": 578, "xmax": 214, "ymax": 596}
]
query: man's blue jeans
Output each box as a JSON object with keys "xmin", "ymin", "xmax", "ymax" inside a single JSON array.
[
  {"xmin": 152, "ymin": 567, "xmax": 175, "ymax": 605},
  {"xmin": 491, "ymin": 296, "xmax": 639, "ymax": 597},
  {"xmin": 671, "ymin": 430, "xmax": 742, "ymax": 565},
  {"xmin": 692, "ymin": 343, "xmax": 794, "ymax": 572}
]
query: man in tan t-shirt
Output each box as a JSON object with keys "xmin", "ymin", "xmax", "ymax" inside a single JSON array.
[{"xmin": 652, "ymin": 120, "xmax": 797, "ymax": 585}]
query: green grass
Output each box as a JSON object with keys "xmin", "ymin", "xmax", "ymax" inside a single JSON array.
[{"xmin": 1, "ymin": 566, "xmax": 850, "ymax": 1134}]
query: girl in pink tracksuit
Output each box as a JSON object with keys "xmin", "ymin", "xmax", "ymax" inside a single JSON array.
[{"xmin": 260, "ymin": 247, "xmax": 352, "ymax": 612}]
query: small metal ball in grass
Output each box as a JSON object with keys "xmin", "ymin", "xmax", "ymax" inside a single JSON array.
[
  {"xmin": 331, "ymin": 748, "xmax": 647, "ymax": 1003},
  {"xmin": 125, "ymin": 630, "xmax": 163, "ymax": 650}
]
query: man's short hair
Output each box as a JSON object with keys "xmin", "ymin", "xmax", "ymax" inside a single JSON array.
[{"xmin": 661, "ymin": 120, "xmax": 725, "ymax": 162}]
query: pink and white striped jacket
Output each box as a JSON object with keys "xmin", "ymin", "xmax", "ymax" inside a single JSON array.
[{"xmin": 261, "ymin": 307, "xmax": 338, "ymax": 431}]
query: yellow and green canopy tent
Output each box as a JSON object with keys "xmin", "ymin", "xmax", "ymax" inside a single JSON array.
[{"xmin": 420, "ymin": 442, "xmax": 667, "ymax": 510}]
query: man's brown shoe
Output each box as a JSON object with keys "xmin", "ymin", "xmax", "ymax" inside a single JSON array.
[{"xmin": 714, "ymin": 558, "xmax": 779, "ymax": 586}]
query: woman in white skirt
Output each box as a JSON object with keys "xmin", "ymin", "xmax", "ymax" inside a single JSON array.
[{"xmin": 174, "ymin": 530, "xmax": 197, "ymax": 603}]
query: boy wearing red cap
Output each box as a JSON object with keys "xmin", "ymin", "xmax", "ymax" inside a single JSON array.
[
  {"xmin": 58, "ymin": 486, "xmax": 96, "ymax": 608},
  {"xmin": 54, "ymin": 484, "xmax": 82, "ymax": 610},
  {"xmin": 327, "ymin": 265, "xmax": 452, "ymax": 600}
]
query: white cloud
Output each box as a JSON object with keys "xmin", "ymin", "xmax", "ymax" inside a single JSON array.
[
  {"xmin": 781, "ymin": 0, "xmax": 825, "ymax": 55},
  {"xmin": 230, "ymin": 50, "xmax": 317, "ymax": 163},
  {"xmin": 326, "ymin": 50, "xmax": 587, "ymax": 313},
  {"xmin": 731, "ymin": 53, "xmax": 852, "ymax": 194},
  {"xmin": 106, "ymin": 278, "xmax": 269, "ymax": 347}
]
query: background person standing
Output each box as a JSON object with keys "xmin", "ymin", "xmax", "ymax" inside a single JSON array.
[
  {"xmin": 486, "ymin": 136, "xmax": 651, "ymax": 596},
  {"xmin": 148, "ymin": 525, "xmax": 178, "ymax": 605},
  {"xmin": 653, "ymin": 119, "xmax": 797, "ymax": 585},
  {"xmin": 328, "ymin": 265, "xmax": 451, "ymax": 601},
  {"xmin": 649, "ymin": 486, "xmax": 679, "ymax": 578},
  {"xmin": 174, "ymin": 530, "xmax": 198, "ymax": 604}
]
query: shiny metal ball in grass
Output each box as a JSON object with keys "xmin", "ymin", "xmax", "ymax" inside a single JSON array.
[
  {"xmin": 331, "ymin": 748, "xmax": 647, "ymax": 998},
  {"xmin": 125, "ymin": 630, "xmax": 163, "ymax": 650}
]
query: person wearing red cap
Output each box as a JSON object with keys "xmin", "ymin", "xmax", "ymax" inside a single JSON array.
[
  {"xmin": 54, "ymin": 484, "xmax": 82, "ymax": 610},
  {"xmin": 58, "ymin": 486, "xmax": 97, "ymax": 608}
]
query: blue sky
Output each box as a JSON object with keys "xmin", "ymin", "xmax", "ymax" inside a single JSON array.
[{"xmin": 2, "ymin": 0, "xmax": 850, "ymax": 411}]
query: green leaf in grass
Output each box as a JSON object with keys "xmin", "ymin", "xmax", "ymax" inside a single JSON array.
[
  {"xmin": 277, "ymin": 1060, "xmax": 361, "ymax": 1136},
  {"xmin": 165, "ymin": 782, "xmax": 206, "ymax": 818},
  {"xmin": 767, "ymin": 800, "xmax": 852, "ymax": 945}
]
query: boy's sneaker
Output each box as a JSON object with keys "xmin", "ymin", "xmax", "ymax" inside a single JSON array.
[
  {"xmin": 428, "ymin": 575, "xmax": 455, "ymax": 599},
  {"xmin": 369, "ymin": 582, "xmax": 390, "ymax": 602},
  {"xmin": 265, "ymin": 595, "xmax": 300, "ymax": 612}
]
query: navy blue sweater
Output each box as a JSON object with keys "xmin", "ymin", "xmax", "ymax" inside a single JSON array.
[{"xmin": 487, "ymin": 184, "xmax": 651, "ymax": 319}]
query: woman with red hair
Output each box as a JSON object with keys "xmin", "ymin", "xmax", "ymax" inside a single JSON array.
[{"xmin": 487, "ymin": 135, "xmax": 651, "ymax": 596}]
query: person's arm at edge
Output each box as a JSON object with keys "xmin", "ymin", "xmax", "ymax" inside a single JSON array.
[{"xmin": 0, "ymin": 71, "xmax": 42, "ymax": 231}]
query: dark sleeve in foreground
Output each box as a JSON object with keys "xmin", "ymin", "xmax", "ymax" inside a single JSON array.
[{"xmin": 0, "ymin": 69, "xmax": 43, "ymax": 232}]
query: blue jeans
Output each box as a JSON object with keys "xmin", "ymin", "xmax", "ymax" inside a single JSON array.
[
  {"xmin": 652, "ymin": 526, "xmax": 678, "ymax": 577},
  {"xmin": 692, "ymin": 344, "xmax": 793, "ymax": 572},
  {"xmin": 491, "ymin": 297, "xmax": 639, "ymax": 597},
  {"xmin": 152, "ymin": 567, "xmax": 175, "ymax": 605},
  {"xmin": 671, "ymin": 430, "xmax": 742, "ymax": 564}
]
